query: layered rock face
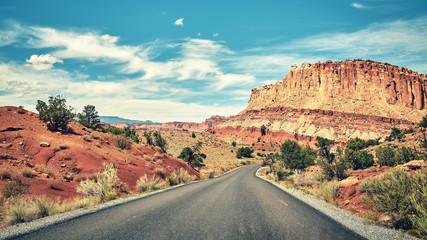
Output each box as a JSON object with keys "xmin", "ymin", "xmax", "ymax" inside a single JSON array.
[
  {"xmin": 112, "ymin": 115, "xmax": 228, "ymax": 131},
  {"xmin": 210, "ymin": 60, "xmax": 427, "ymax": 144}
]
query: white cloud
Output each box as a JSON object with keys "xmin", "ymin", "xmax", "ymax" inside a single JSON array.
[
  {"xmin": 28, "ymin": 27, "xmax": 139, "ymax": 62},
  {"xmin": 173, "ymin": 18, "xmax": 184, "ymax": 26},
  {"xmin": 197, "ymin": 32, "xmax": 201, "ymax": 37},
  {"xmin": 214, "ymin": 73, "xmax": 256, "ymax": 91},
  {"xmin": 25, "ymin": 54, "xmax": 63, "ymax": 70},
  {"xmin": 213, "ymin": 33, "xmax": 219, "ymax": 37},
  {"xmin": 351, "ymin": 2, "xmax": 368, "ymax": 9}
]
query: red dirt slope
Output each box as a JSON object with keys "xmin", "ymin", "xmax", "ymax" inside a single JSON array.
[{"xmin": 0, "ymin": 106, "xmax": 199, "ymax": 201}]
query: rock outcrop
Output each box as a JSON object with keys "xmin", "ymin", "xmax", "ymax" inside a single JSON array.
[{"xmin": 210, "ymin": 59, "xmax": 426, "ymax": 144}]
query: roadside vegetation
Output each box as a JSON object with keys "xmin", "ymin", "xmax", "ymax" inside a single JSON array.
[
  {"xmin": 259, "ymin": 117, "xmax": 427, "ymax": 237},
  {"xmin": 0, "ymin": 163, "xmax": 196, "ymax": 227}
]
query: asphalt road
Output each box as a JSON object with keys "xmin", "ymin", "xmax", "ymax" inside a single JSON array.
[{"xmin": 13, "ymin": 164, "xmax": 364, "ymax": 240}]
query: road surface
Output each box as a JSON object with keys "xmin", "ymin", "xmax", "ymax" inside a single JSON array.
[{"xmin": 13, "ymin": 164, "xmax": 364, "ymax": 240}]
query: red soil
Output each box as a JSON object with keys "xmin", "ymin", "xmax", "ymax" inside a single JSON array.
[{"xmin": 0, "ymin": 106, "xmax": 199, "ymax": 201}]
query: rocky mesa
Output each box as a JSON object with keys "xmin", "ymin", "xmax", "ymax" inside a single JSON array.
[{"xmin": 210, "ymin": 59, "xmax": 427, "ymax": 144}]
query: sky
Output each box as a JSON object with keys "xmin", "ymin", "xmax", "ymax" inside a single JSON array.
[{"xmin": 0, "ymin": 0, "xmax": 426, "ymax": 122}]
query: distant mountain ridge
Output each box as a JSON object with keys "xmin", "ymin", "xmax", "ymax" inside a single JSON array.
[{"xmin": 99, "ymin": 116, "xmax": 154, "ymax": 124}]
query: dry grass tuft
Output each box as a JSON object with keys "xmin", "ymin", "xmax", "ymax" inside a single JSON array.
[{"xmin": 136, "ymin": 174, "xmax": 166, "ymax": 193}]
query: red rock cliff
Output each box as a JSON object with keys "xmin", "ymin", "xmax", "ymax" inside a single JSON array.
[
  {"xmin": 210, "ymin": 60, "xmax": 426, "ymax": 144},
  {"xmin": 248, "ymin": 59, "xmax": 427, "ymax": 121}
]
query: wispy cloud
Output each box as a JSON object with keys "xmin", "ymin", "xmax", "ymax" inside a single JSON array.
[
  {"xmin": 213, "ymin": 33, "xmax": 219, "ymax": 37},
  {"xmin": 173, "ymin": 18, "xmax": 184, "ymax": 26},
  {"xmin": 350, "ymin": 2, "xmax": 368, "ymax": 9}
]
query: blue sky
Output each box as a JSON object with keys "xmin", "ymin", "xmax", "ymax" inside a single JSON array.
[{"xmin": 1, "ymin": 0, "xmax": 426, "ymax": 122}]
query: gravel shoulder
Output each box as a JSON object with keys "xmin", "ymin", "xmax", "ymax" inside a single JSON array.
[{"xmin": 255, "ymin": 167, "xmax": 417, "ymax": 240}]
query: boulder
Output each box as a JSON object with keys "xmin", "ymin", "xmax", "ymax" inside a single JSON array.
[
  {"xmin": 339, "ymin": 176, "xmax": 359, "ymax": 188},
  {"xmin": 403, "ymin": 160, "xmax": 425, "ymax": 170},
  {"xmin": 40, "ymin": 142, "xmax": 50, "ymax": 147}
]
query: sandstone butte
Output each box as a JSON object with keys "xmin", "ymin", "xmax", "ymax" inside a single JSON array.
[{"xmin": 209, "ymin": 59, "xmax": 427, "ymax": 145}]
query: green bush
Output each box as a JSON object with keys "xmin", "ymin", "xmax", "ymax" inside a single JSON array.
[
  {"xmin": 315, "ymin": 136, "xmax": 335, "ymax": 163},
  {"xmin": 106, "ymin": 126, "xmax": 139, "ymax": 144},
  {"xmin": 77, "ymin": 105, "xmax": 101, "ymax": 130},
  {"xmin": 236, "ymin": 147, "xmax": 253, "ymax": 159},
  {"xmin": 36, "ymin": 95, "xmax": 75, "ymax": 131},
  {"xmin": 153, "ymin": 131, "xmax": 167, "ymax": 153},
  {"xmin": 344, "ymin": 149, "xmax": 374, "ymax": 170},
  {"xmin": 280, "ymin": 140, "xmax": 315, "ymax": 170},
  {"xmin": 191, "ymin": 132, "xmax": 196, "ymax": 138},
  {"xmin": 320, "ymin": 148, "xmax": 349, "ymax": 180},
  {"xmin": 376, "ymin": 146, "xmax": 398, "ymax": 166},
  {"xmin": 178, "ymin": 142, "xmax": 206, "ymax": 169},
  {"xmin": 386, "ymin": 127, "xmax": 403, "ymax": 142},
  {"xmin": 209, "ymin": 171, "xmax": 215, "ymax": 178},
  {"xmin": 231, "ymin": 141, "xmax": 236, "ymax": 147},
  {"xmin": 115, "ymin": 137, "xmax": 131, "ymax": 150},
  {"xmin": 360, "ymin": 168, "xmax": 427, "ymax": 232}
]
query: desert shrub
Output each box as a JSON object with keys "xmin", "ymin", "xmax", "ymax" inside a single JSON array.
[
  {"xmin": 236, "ymin": 147, "xmax": 253, "ymax": 159},
  {"xmin": 403, "ymin": 128, "xmax": 415, "ymax": 135},
  {"xmin": 317, "ymin": 180, "xmax": 339, "ymax": 203},
  {"xmin": 293, "ymin": 172, "xmax": 321, "ymax": 187},
  {"xmin": 376, "ymin": 146, "xmax": 398, "ymax": 166},
  {"xmin": 2, "ymin": 178, "xmax": 28, "ymax": 198},
  {"xmin": 344, "ymin": 149, "xmax": 374, "ymax": 170},
  {"xmin": 77, "ymin": 105, "xmax": 101, "ymax": 130},
  {"xmin": 34, "ymin": 196, "xmax": 54, "ymax": 218},
  {"xmin": 168, "ymin": 168, "xmax": 194, "ymax": 186},
  {"xmin": 178, "ymin": 143, "xmax": 206, "ymax": 169},
  {"xmin": 153, "ymin": 131, "xmax": 167, "ymax": 153},
  {"xmin": 136, "ymin": 174, "xmax": 166, "ymax": 193},
  {"xmin": 6, "ymin": 197, "xmax": 37, "ymax": 225},
  {"xmin": 316, "ymin": 136, "xmax": 335, "ymax": 163},
  {"xmin": 77, "ymin": 163, "xmax": 119, "ymax": 201},
  {"xmin": 34, "ymin": 164, "xmax": 56, "ymax": 178},
  {"xmin": 0, "ymin": 168, "xmax": 16, "ymax": 180},
  {"xmin": 320, "ymin": 148, "xmax": 350, "ymax": 180},
  {"xmin": 232, "ymin": 141, "xmax": 236, "ymax": 147},
  {"xmin": 103, "ymin": 192, "xmax": 117, "ymax": 201},
  {"xmin": 410, "ymin": 184, "xmax": 427, "ymax": 237},
  {"xmin": 280, "ymin": 140, "xmax": 315, "ymax": 170},
  {"xmin": 386, "ymin": 127, "xmax": 403, "ymax": 142},
  {"xmin": 36, "ymin": 95, "xmax": 75, "ymax": 131},
  {"xmin": 115, "ymin": 137, "xmax": 131, "ymax": 150},
  {"xmin": 360, "ymin": 168, "xmax": 426, "ymax": 231},
  {"xmin": 209, "ymin": 171, "xmax": 215, "ymax": 178},
  {"xmin": 20, "ymin": 167, "xmax": 35, "ymax": 178},
  {"xmin": 396, "ymin": 146, "xmax": 417, "ymax": 163},
  {"xmin": 191, "ymin": 132, "xmax": 196, "ymax": 138},
  {"xmin": 106, "ymin": 126, "xmax": 139, "ymax": 143}
]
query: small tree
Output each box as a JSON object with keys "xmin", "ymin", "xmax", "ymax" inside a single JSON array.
[
  {"xmin": 280, "ymin": 140, "xmax": 315, "ymax": 170},
  {"xmin": 153, "ymin": 131, "xmax": 167, "ymax": 153},
  {"xmin": 236, "ymin": 147, "xmax": 253, "ymax": 159},
  {"xmin": 232, "ymin": 141, "xmax": 236, "ymax": 147},
  {"xmin": 143, "ymin": 131, "xmax": 153, "ymax": 145},
  {"xmin": 420, "ymin": 115, "xmax": 427, "ymax": 147},
  {"xmin": 178, "ymin": 142, "xmax": 206, "ymax": 170},
  {"xmin": 77, "ymin": 105, "xmax": 101, "ymax": 130},
  {"xmin": 315, "ymin": 136, "xmax": 335, "ymax": 163},
  {"xmin": 376, "ymin": 146, "xmax": 398, "ymax": 166},
  {"xmin": 36, "ymin": 95, "xmax": 74, "ymax": 131}
]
